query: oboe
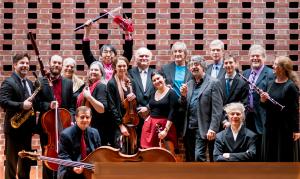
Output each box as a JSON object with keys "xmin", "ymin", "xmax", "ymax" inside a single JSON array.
[{"xmin": 237, "ymin": 72, "xmax": 285, "ymax": 111}]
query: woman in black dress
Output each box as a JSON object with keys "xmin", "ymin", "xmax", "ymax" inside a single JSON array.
[
  {"xmin": 140, "ymin": 71, "xmax": 178, "ymax": 155},
  {"xmin": 260, "ymin": 56, "xmax": 300, "ymax": 161}
]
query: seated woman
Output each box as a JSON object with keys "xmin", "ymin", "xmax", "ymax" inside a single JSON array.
[
  {"xmin": 140, "ymin": 71, "xmax": 178, "ymax": 155},
  {"xmin": 213, "ymin": 102, "xmax": 257, "ymax": 161}
]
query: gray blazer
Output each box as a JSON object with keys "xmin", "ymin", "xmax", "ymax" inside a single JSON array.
[{"xmin": 180, "ymin": 74, "xmax": 224, "ymax": 139}]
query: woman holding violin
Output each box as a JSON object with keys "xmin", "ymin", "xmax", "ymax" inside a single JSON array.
[
  {"xmin": 140, "ymin": 71, "xmax": 178, "ymax": 155},
  {"xmin": 260, "ymin": 56, "xmax": 300, "ymax": 162},
  {"xmin": 107, "ymin": 56, "xmax": 139, "ymax": 154},
  {"xmin": 76, "ymin": 61, "xmax": 114, "ymax": 146}
]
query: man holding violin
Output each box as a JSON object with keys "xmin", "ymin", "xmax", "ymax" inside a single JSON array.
[
  {"xmin": 0, "ymin": 53, "xmax": 36, "ymax": 179},
  {"xmin": 58, "ymin": 106, "xmax": 101, "ymax": 179},
  {"xmin": 36, "ymin": 54, "xmax": 75, "ymax": 179}
]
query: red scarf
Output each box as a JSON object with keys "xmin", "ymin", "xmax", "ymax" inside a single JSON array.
[{"xmin": 76, "ymin": 80, "xmax": 100, "ymax": 107}]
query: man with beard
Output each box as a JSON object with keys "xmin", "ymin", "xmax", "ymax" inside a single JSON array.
[
  {"xmin": 206, "ymin": 39, "xmax": 226, "ymax": 79},
  {"xmin": 36, "ymin": 55, "xmax": 75, "ymax": 179},
  {"xmin": 0, "ymin": 53, "xmax": 36, "ymax": 179},
  {"xmin": 243, "ymin": 45, "xmax": 274, "ymax": 161},
  {"xmin": 128, "ymin": 47, "xmax": 155, "ymax": 145},
  {"xmin": 180, "ymin": 55, "xmax": 223, "ymax": 162}
]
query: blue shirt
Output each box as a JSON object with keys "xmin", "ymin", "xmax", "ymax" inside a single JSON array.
[{"xmin": 174, "ymin": 65, "xmax": 186, "ymax": 96}]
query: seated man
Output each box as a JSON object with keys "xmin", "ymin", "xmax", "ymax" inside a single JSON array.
[
  {"xmin": 58, "ymin": 106, "xmax": 101, "ymax": 179},
  {"xmin": 213, "ymin": 102, "xmax": 256, "ymax": 162}
]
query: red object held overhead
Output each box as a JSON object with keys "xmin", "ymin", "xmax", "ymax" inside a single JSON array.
[{"xmin": 113, "ymin": 16, "xmax": 134, "ymax": 32}]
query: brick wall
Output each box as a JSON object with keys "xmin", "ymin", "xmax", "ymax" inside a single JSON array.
[{"xmin": 0, "ymin": 1, "xmax": 299, "ymax": 163}]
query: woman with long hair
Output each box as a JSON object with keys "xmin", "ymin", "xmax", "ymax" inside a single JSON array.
[{"xmin": 260, "ymin": 56, "xmax": 300, "ymax": 161}]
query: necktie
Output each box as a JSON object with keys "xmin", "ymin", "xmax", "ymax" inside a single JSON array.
[
  {"xmin": 22, "ymin": 79, "xmax": 30, "ymax": 99},
  {"xmin": 225, "ymin": 79, "xmax": 231, "ymax": 97},
  {"xmin": 248, "ymin": 71, "xmax": 257, "ymax": 108},
  {"xmin": 81, "ymin": 131, "xmax": 87, "ymax": 159}
]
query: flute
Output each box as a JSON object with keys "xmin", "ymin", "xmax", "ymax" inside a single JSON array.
[{"xmin": 237, "ymin": 72, "xmax": 285, "ymax": 111}]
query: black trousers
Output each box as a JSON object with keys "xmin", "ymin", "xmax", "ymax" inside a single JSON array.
[{"xmin": 5, "ymin": 132, "xmax": 32, "ymax": 179}]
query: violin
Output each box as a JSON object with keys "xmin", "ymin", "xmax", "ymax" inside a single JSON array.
[
  {"xmin": 156, "ymin": 124, "xmax": 175, "ymax": 156},
  {"xmin": 41, "ymin": 102, "xmax": 72, "ymax": 171},
  {"xmin": 122, "ymin": 79, "xmax": 139, "ymax": 126}
]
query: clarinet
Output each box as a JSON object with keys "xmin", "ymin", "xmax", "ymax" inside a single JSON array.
[{"xmin": 237, "ymin": 71, "xmax": 285, "ymax": 111}]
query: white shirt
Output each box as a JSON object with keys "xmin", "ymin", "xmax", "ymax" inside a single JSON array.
[{"xmin": 139, "ymin": 68, "xmax": 148, "ymax": 92}]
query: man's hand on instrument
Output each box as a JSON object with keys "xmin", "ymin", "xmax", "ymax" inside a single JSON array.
[
  {"xmin": 293, "ymin": 132, "xmax": 300, "ymax": 141},
  {"xmin": 126, "ymin": 93, "xmax": 136, "ymax": 102},
  {"xmin": 206, "ymin": 129, "xmax": 216, "ymax": 141},
  {"xmin": 73, "ymin": 166, "xmax": 84, "ymax": 174},
  {"xmin": 23, "ymin": 99, "xmax": 32, "ymax": 110},
  {"xmin": 50, "ymin": 101, "xmax": 58, "ymax": 109}
]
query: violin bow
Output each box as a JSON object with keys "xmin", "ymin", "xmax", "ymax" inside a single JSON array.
[{"xmin": 74, "ymin": 6, "xmax": 122, "ymax": 31}]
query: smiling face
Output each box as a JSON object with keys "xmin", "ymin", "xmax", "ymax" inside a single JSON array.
[
  {"xmin": 76, "ymin": 109, "xmax": 92, "ymax": 131},
  {"xmin": 223, "ymin": 57, "xmax": 236, "ymax": 76},
  {"xmin": 249, "ymin": 50, "xmax": 265, "ymax": 70},
  {"xmin": 62, "ymin": 58, "xmax": 76, "ymax": 79},
  {"xmin": 171, "ymin": 42, "xmax": 187, "ymax": 66},
  {"xmin": 189, "ymin": 61, "xmax": 205, "ymax": 79},
  {"xmin": 151, "ymin": 73, "xmax": 166, "ymax": 90},
  {"xmin": 14, "ymin": 57, "xmax": 30, "ymax": 78},
  {"xmin": 50, "ymin": 55, "xmax": 63, "ymax": 76},
  {"xmin": 88, "ymin": 63, "xmax": 102, "ymax": 83},
  {"xmin": 115, "ymin": 59, "xmax": 128, "ymax": 76},
  {"xmin": 228, "ymin": 110, "xmax": 243, "ymax": 126},
  {"xmin": 101, "ymin": 47, "xmax": 115, "ymax": 65},
  {"xmin": 136, "ymin": 48, "xmax": 152, "ymax": 70}
]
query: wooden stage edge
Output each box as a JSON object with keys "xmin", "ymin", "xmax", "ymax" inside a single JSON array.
[{"xmin": 93, "ymin": 162, "xmax": 300, "ymax": 179}]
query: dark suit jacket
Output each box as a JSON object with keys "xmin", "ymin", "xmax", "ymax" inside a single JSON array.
[
  {"xmin": 220, "ymin": 74, "xmax": 249, "ymax": 106},
  {"xmin": 160, "ymin": 62, "xmax": 192, "ymax": 87},
  {"xmin": 206, "ymin": 63, "xmax": 226, "ymax": 80},
  {"xmin": 107, "ymin": 76, "xmax": 137, "ymax": 126},
  {"xmin": 0, "ymin": 72, "xmax": 36, "ymax": 134},
  {"xmin": 128, "ymin": 67, "xmax": 155, "ymax": 107},
  {"xmin": 213, "ymin": 125, "xmax": 257, "ymax": 161},
  {"xmin": 82, "ymin": 39, "xmax": 133, "ymax": 67},
  {"xmin": 58, "ymin": 125, "xmax": 101, "ymax": 179},
  {"xmin": 243, "ymin": 66, "xmax": 274, "ymax": 134},
  {"xmin": 180, "ymin": 74, "xmax": 223, "ymax": 139}
]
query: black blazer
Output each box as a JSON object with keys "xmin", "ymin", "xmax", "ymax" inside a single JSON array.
[
  {"xmin": 0, "ymin": 72, "xmax": 36, "ymax": 134},
  {"xmin": 243, "ymin": 66, "xmax": 274, "ymax": 134},
  {"xmin": 58, "ymin": 125, "xmax": 101, "ymax": 179},
  {"xmin": 206, "ymin": 63, "xmax": 226, "ymax": 80},
  {"xmin": 82, "ymin": 39, "xmax": 133, "ymax": 67},
  {"xmin": 160, "ymin": 62, "xmax": 192, "ymax": 87},
  {"xmin": 128, "ymin": 67, "xmax": 155, "ymax": 107},
  {"xmin": 213, "ymin": 125, "xmax": 257, "ymax": 161},
  {"xmin": 220, "ymin": 74, "xmax": 249, "ymax": 106},
  {"xmin": 107, "ymin": 76, "xmax": 137, "ymax": 126}
]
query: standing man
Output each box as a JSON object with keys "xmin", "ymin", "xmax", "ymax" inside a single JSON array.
[
  {"xmin": 0, "ymin": 53, "xmax": 36, "ymax": 179},
  {"xmin": 128, "ymin": 47, "xmax": 155, "ymax": 144},
  {"xmin": 160, "ymin": 41, "xmax": 192, "ymax": 137},
  {"xmin": 220, "ymin": 56, "xmax": 249, "ymax": 128},
  {"xmin": 243, "ymin": 44, "xmax": 274, "ymax": 161},
  {"xmin": 180, "ymin": 55, "xmax": 223, "ymax": 162},
  {"xmin": 37, "ymin": 55, "xmax": 75, "ymax": 179},
  {"xmin": 58, "ymin": 106, "xmax": 101, "ymax": 179},
  {"xmin": 206, "ymin": 39, "xmax": 226, "ymax": 79}
]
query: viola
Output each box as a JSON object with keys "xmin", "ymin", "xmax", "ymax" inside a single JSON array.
[
  {"xmin": 19, "ymin": 146, "xmax": 176, "ymax": 179},
  {"xmin": 41, "ymin": 105, "xmax": 72, "ymax": 171},
  {"xmin": 156, "ymin": 124, "xmax": 175, "ymax": 156},
  {"xmin": 113, "ymin": 15, "xmax": 134, "ymax": 32}
]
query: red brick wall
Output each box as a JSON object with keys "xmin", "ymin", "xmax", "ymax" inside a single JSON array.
[{"xmin": 1, "ymin": 1, "xmax": 299, "ymax": 163}]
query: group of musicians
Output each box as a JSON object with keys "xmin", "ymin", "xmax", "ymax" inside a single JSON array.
[{"xmin": 1, "ymin": 19, "xmax": 300, "ymax": 179}]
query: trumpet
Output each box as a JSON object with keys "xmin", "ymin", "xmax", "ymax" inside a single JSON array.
[
  {"xmin": 237, "ymin": 72, "xmax": 285, "ymax": 111},
  {"xmin": 11, "ymin": 74, "xmax": 42, "ymax": 128}
]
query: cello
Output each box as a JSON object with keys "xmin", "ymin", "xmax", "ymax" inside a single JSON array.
[
  {"xmin": 19, "ymin": 146, "xmax": 176, "ymax": 179},
  {"xmin": 42, "ymin": 101, "xmax": 72, "ymax": 171},
  {"xmin": 120, "ymin": 78, "xmax": 140, "ymax": 154}
]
